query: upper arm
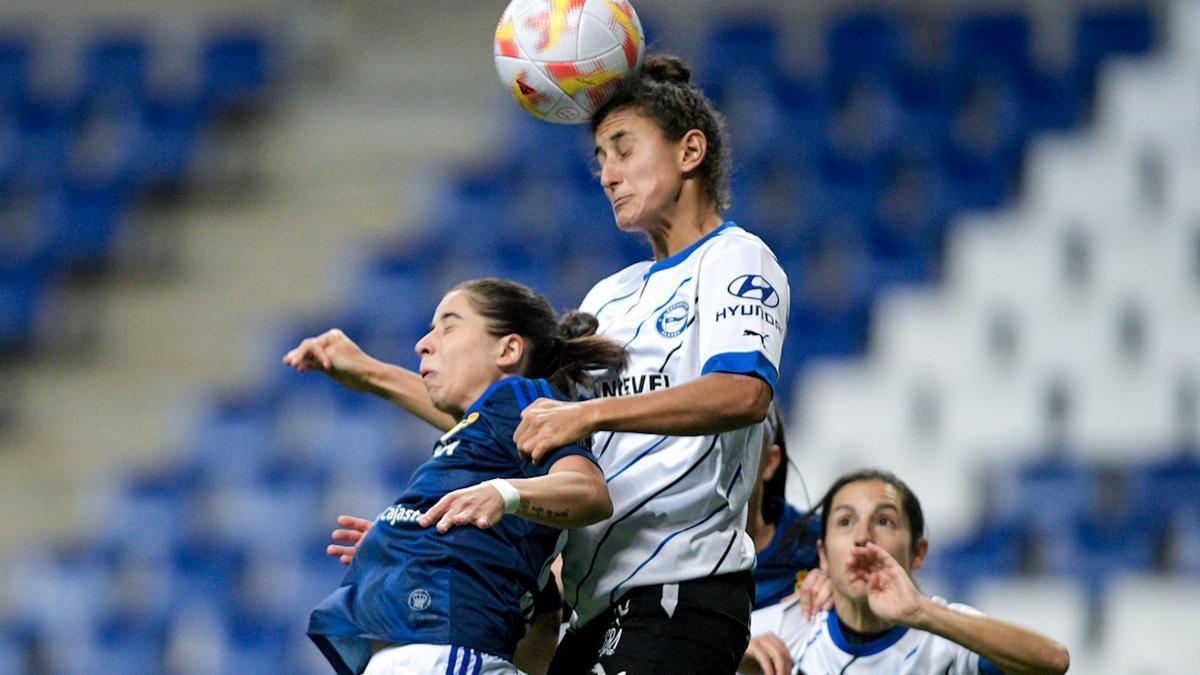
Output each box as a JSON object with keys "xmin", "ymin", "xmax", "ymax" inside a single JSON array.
[
  {"xmin": 546, "ymin": 453, "xmax": 605, "ymax": 482},
  {"xmin": 696, "ymin": 238, "xmax": 790, "ymax": 394}
]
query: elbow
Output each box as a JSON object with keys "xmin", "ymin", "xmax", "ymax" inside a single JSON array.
[
  {"xmin": 721, "ymin": 376, "xmax": 772, "ymax": 428},
  {"xmin": 1048, "ymin": 644, "xmax": 1070, "ymax": 674},
  {"xmin": 570, "ymin": 480, "xmax": 612, "ymax": 528}
]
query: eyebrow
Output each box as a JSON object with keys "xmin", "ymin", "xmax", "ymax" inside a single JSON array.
[
  {"xmin": 429, "ymin": 311, "xmax": 463, "ymax": 329},
  {"xmin": 594, "ymin": 130, "xmax": 631, "ymax": 159}
]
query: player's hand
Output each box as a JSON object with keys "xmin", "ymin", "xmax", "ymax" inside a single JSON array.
[
  {"xmin": 327, "ymin": 515, "xmax": 373, "ymax": 565},
  {"xmin": 282, "ymin": 329, "xmax": 375, "ymax": 392},
  {"xmin": 847, "ymin": 542, "xmax": 923, "ymax": 625},
  {"xmin": 794, "ymin": 568, "xmax": 834, "ymax": 620},
  {"xmin": 514, "ymin": 398, "xmax": 593, "ymax": 464},
  {"xmin": 740, "ymin": 633, "xmax": 793, "ymax": 675},
  {"xmin": 418, "ymin": 482, "xmax": 506, "ymax": 533}
]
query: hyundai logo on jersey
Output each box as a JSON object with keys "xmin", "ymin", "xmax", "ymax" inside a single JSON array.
[
  {"xmin": 727, "ymin": 274, "xmax": 780, "ymax": 307},
  {"xmin": 656, "ymin": 300, "xmax": 690, "ymax": 337}
]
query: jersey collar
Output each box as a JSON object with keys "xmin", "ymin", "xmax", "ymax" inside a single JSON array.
[
  {"xmin": 465, "ymin": 376, "xmax": 525, "ymax": 416},
  {"xmin": 826, "ymin": 607, "xmax": 909, "ymax": 657},
  {"xmin": 643, "ymin": 221, "xmax": 736, "ymax": 280}
]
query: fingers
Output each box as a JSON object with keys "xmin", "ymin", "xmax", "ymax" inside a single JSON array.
[
  {"xmin": 337, "ymin": 515, "xmax": 373, "ymax": 532},
  {"xmin": 283, "ymin": 329, "xmax": 351, "ymax": 371},
  {"xmin": 326, "ymin": 544, "xmax": 356, "ymax": 565},
  {"xmin": 330, "ymin": 528, "xmax": 364, "ymax": 544},
  {"xmin": 746, "ymin": 634, "xmax": 792, "ymax": 675},
  {"xmin": 418, "ymin": 495, "xmax": 452, "ymax": 529}
]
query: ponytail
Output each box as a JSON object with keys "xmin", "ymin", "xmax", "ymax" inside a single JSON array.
[
  {"xmin": 544, "ymin": 310, "xmax": 628, "ymax": 398},
  {"xmin": 453, "ymin": 279, "xmax": 627, "ymax": 398}
]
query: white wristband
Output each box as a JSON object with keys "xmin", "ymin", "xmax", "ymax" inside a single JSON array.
[{"xmin": 486, "ymin": 478, "xmax": 521, "ymax": 515}]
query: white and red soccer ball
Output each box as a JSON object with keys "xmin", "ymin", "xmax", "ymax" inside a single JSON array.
[{"xmin": 494, "ymin": 0, "xmax": 646, "ymax": 124}]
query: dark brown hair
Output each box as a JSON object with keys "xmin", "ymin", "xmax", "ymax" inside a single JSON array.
[
  {"xmin": 591, "ymin": 53, "xmax": 731, "ymax": 211},
  {"xmin": 817, "ymin": 468, "xmax": 926, "ymax": 555},
  {"xmin": 453, "ymin": 278, "xmax": 627, "ymax": 398}
]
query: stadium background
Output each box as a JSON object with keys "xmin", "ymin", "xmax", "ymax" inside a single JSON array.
[{"xmin": 0, "ymin": 0, "xmax": 1197, "ymax": 671}]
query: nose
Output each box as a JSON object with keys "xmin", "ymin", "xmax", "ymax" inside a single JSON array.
[
  {"xmin": 414, "ymin": 330, "xmax": 433, "ymax": 357},
  {"xmin": 599, "ymin": 156, "xmax": 621, "ymax": 192},
  {"xmin": 852, "ymin": 519, "xmax": 872, "ymax": 547}
]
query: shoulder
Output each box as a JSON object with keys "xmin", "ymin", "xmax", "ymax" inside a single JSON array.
[
  {"xmin": 703, "ymin": 224, "xmax": 779, "ymax": 259},
  {"xmin": 939, "ymin": 597, "xmax": 988, "ymax": 618},
  {"xmin": 469, "ymin": 377, "xmax": 568, "ymax": 417}
]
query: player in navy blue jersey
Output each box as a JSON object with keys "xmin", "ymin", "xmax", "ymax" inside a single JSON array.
[
  {"xmin": 748, "ymin": 404, "xmax": 820, "ymax": 612},
  {"xmin": 285, "ymin": 279, "xmax": 626, "ymax": 674}
]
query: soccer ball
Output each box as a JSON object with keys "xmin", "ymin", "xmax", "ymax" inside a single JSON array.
[{"xmin": 494, "ymin": 0, "xmax": 645, "ymax": 124}]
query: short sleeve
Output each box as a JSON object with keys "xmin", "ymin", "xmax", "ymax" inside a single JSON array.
[{"xmin": 696, "ymin": 237, "xmax": 789, "ymax": 392}]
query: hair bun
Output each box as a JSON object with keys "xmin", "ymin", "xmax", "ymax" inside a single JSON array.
[
  {"xmin": 641, "ymin": 54, "xmax": 691, "ymax": 85},
  {"xmin": 557, "ymin": 311, "xmax": 600, "ymax": 340}
]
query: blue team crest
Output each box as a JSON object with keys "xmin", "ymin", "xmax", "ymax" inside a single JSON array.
[
  {"xmin": 656, "ymin": 300, "xmax": 690, "ymax": 337},
  {"xmin": 727, "ymin": 274, "xmax": 780, "ymax": 307}
]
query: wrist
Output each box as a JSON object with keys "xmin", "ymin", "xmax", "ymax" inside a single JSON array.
[
  {"xmin": 904, "ymin": 596, "xmax": 936, "ymax": 631},
  {"xmin": 581, "ymin": 397, "xmax": 610, "ymax": 434},
  {"xmin": 485, "ymin": 478, "xmax": 521, "ymax": 515}
]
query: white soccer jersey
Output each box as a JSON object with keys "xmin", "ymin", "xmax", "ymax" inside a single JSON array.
[
  {"xmin": 749, "ymin": 598, "xmax": 1002, "ymax": 675},
  {"xmin": 562, "ymin": 222, "xmax": 789, "ymax": 626}
]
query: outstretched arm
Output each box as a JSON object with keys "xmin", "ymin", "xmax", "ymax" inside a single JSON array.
[
  {"xmin": 418, "ymin": 455, "xmax": 612, "ymax": 532},
  {"xmin": 283, "ymin": 328, "xmax": 456, "ymax": 432},
  {"xmin": 515, "ymin": 371, "xmax": 771, "ymax": 462},
  {"xmin": 850, "ymin": 543, "xmax": 1070, "ymax": 675}
]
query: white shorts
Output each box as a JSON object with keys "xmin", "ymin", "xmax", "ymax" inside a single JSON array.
[{"xmin": 364, "ymin": 643, "xmax": 518, "ymax": 675}]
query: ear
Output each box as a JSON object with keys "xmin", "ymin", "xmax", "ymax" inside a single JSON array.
[
  {"xmin": 760, "ymin": 443, "xmax": 783, "ymax": 482},
  {"xmin": 496, "ymin": 334, "xmax": 525, "ymax": 371},
  {"xmin": 678, "ymin": 129, "xmax": 707, "ymax": 174},
  {"xmin": 909, "ymin": 537, "xmax": 929, "ymax": 573},
  {"xmin": 817, "ymin": 538, "xmax": 828, "ymax": 574}
]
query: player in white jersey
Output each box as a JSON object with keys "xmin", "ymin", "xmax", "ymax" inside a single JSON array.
[
  {"xmin": 287, "ymin": 53, "xmax": 785, "ymax": 674},
  {"xmin": 740, "ymin": 469, "xmax": 1070, "ymax": 675},
  {"xmin": 510, "ymin": 54, "xmax": 785, "ymax": 674}
]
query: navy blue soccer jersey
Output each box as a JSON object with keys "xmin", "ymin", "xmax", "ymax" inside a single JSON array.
[
  {"xmin": 308, "ymin": 376, "xmax": 595, "ymax": 674},
  {"xmin": 753, "ymin": 501, "xmax": 820, "ymax": 610}
]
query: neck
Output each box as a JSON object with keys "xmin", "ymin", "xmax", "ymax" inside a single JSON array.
[
  {"xmin": 645, "ymin": 200, "xmax": 724, "ymax": 261},
  {"xmin": 833, "ymin": 594, "xmax": 895, "ymax": 635}
]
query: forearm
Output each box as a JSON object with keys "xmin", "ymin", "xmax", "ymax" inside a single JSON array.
[
  {"xmin": 358, "ymin": 358, "xmax": 457, "ymax": 431},
  {"xmin": 909, "ymin": 598, "xmax": 1069, "ymax": 674},
  {"xmin": 509, "ymin": 471, "xmax": 612, "ymax": 529},
  {"xmin": 584, "ymin": 372, "xmax": 771, "ymax": 436}
]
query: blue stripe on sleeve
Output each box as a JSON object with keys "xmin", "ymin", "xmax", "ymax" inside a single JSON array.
[
  {"xmin": 470, "ymin": 648, "xmax": 484, "ymax": 675},
  {"xmin": 700, "ymin": 351, "xmax": 779, "ymax": 392},
  {"xmin": 510, "ymin": 381, "xmax": 528, "ymax": 409},
  {"xmin": 537, "ymin": 379, "xmax": 554, "ymax": 399},
  {"xmin": 979, "ymin": 657, "xmax": 1003, "ymax": 675},
  {"xmin": 444, "ymin": 646, "xmax": 459, "ymax": 675}
]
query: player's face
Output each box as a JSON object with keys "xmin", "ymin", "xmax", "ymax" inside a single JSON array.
[
  {"xmin": 415, "ymin": 291, "xmax": 508, "ymax": 418},
  {"xmin": 819, "ymin": 480, "xmax": 919, "ymax": 602},
  {"xmin": 593, "ymin": 108, "xmax": 685, "ymax": 232}
]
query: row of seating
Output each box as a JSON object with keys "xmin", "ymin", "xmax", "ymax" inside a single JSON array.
[{"xmin": 0, "ymin": 25, "xmax": 276, "ymax": 351}]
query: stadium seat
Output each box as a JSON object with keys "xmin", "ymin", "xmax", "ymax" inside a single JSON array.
[
  {"xmin": 1095, "ymin": 574, "xmax": 1200, "ymax": 674},
  {"xmin": 826, "ymin": 13, "xmax": 909, "ymax": 83},
  {"xmin": 993, "ymin": 454, "xmax": 1099, "ymax": 538},
  {"xmin": 1074, "ymin": 8, "xmax": 1156, "ymax": 98},
  {"xmin": 198, "ymin": 29, "xmax": 275, "ymax": 116},
  {"xmin": 81, "ymin": 32, "xmax": 151, "ymax": 105},
  {"xmin": 968, "ymin": 576, "xmax": 1091, "ymax": 671}
]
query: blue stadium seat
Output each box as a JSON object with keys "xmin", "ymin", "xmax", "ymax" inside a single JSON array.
[
  {"xmin": 81, "ymin": 33, "xmax": 150, "ymax": 105},
  {"xmin": 703, "ymin": 17, "xmax": 781, "ymax": 87},
  {"xmin": 1074, "ymin": 8, "xmax": 1156, "ymax": 96},
  {"xmin": 826, "ymin": 13, "xmax": 909, "ymax": 83},
  {"xmin": 1120, "ymin": 452, "xmax": 1200, "ymax": 536},
  {"xmin": 199, "ymin": 30, "xmax": 275, "ymax": 116},
  {"xmin": 994, "ymin": 455, "xmax": 1103, "ymax": 543},
  {"xmin": 921, "ymin": 519, "xmax": 1030, "ymax": 598},
  {"xmin": 133, "ymin": 95, "xmax": 202, "ymax": 190},
  {"xmin": 950, "ymin": 13, "xmax": 1033, "ymax": 80},
  {"xmin": 1041, "ymin": 515, "xmax": 1155, "ymax": 594},
  {"xmin": 186, "ymin": 395, "xmax": 277, "ymax": 486},
  {"xmin": 0, "ymin": 33, "xmax": 32, "ymax": 113}
]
